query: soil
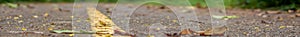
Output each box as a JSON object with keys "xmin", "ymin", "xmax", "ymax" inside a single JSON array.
[{"xmin": 0, "ymin": 3, "xmax": 299, "ymax": 37}]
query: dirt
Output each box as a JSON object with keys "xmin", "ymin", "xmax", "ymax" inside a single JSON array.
[{"xmin": 0, "ymin": 3, "xmax": 299, "ymax": 37}]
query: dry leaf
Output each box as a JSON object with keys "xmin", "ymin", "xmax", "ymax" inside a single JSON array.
[
  {"xmin": 267, "ymin": 11, "xmax": 280, "ymax": 14},
  {"xmin": 180, "ymin": 29, "xmax": 193, "ymax": 35},
  {"xmin": 196, "ymin": 26, "xmax": 227, "ymax": 36},
  {"xmin": 44, "ymin": 13, "xmax": 49, "ymax": 17},
  {"xmin": 296, "ymin": 13, "xmax": 300, "ymax": 17},
  {"xmin": 21, "ymin": 28, "xmax": 27, "ymax": 31},
  {"xmin": 279, "ymin": 26, "xmax": 286, "ymax": 29},
  {"xmin": 87, "ymin": 7, "xmax": 126, "ymax": 37}
]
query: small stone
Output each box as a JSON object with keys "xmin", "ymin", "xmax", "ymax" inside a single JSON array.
[
  {"xmin": 18, "ymin": 20, "xmax": 23, "ymax": 23},
  {"xmin": 156, "ymin": 28, "xmax": 160, "ymax": 30},
  {"xmin": 13, "ymin": 17, "xmax": 19, "ymax": 20},
  {"xmin": 262, "ymin": 15, "xmax": 269, "ymax": 18},
  {"xmin": 254, "ymin": 27, "xmax": 259, "ymax": 29},
  {"xmin": 267, "ymin": 11, "xmax": 280, "ymax": 14},
  {"xmin": 18, "ymin": 15, "xmax": 22, "ymax": 17},
  {"xmin": 33, "ymin": 15, "xmax": 38, "ymax": 18},
  {"xmin": 288, "ymin": 10, "xmax": 294, "ymax": 13},
  {"xmin": 257, "ymin": 13, "xmax": 265, "ymax": 16}
]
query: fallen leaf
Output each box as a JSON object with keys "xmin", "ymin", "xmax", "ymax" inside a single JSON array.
[
  {"xmin": 22, "ymin": 28, "xmax": 27, "ymax": 31},
  {"xmin": 156, "ymin": 28, "xmax": 160, "ymax": 30},
  {"xmin": 296, "ymin": 13, "xmax": 300, "ymax": 17},
  {"xmin": 69, "ymin": 34, "xmax": 74, "ymax": 36},
  {"xmin": 18, "ymin": 20, "xmax": 23, "ymax": 23},
  {"xmin": 44, "ymin": 13, "xmax": 49, "ymax": 17},
  {"xmin": 147, "ymin": 35, "xmax": 154, "ymax": 37},
  {"xmin": 180, "ymin": 29, "xmax": 192, "ymax": 35},
  {"xmin": 212, "ymin": 15, "xmax": 238, "ymax": 19},
  {"xmin": 279, "ymin": 26, "xmax": 286, "ymax": 29},
  {"xmin": 267, "ymin": 11, "xmax": 280, "ymax": 14},
  {"xmin": 48, "ymin": 27, "xmax": 53, "ymax": 30},
  {"xmin": 224, "ymin": 16, "xmax": 238, "ymax": 19},
  {"xmin": 70, "ymin": 16, "xmax": 74, "ymax": 18},
  {"xmin": 50, "ymin": 30, "xmax": 75, "ymax": 34},
  {"xmin": 277, "ymin": 17, "xmax": 283, "ymax": 21},
  {"xmin": 172, "ymin": 20, "xmax": 177, "ymax": 23},
  {"xmin": 212, "ymin": 16, "xmax": 224, "ymax": 19},
  {"xmin": 196, "ymin": 26, "xmax": 227, "ymax": 36},
  {"xmin": 87, "ymin": 7, "xmax": 126, "ymax": 37}
]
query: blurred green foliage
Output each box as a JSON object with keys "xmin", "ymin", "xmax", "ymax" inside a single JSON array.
[{"xmin": 0, "ymin": 0, "xmax": 299, "ymax": 10}]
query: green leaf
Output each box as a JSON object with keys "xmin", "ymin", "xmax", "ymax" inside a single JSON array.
[
  {"xmin": 212, "ymin": 15, "xmax": 238, "ymax": 19},
  {"xmin": 51, "ymin": 30, "xmax": 75, "ymax": 33},
  {"xmin": 224, "ymin": 15, "xmax": 238, "ymax": 19},
  {"xmin": 212, "ymin": 16, "xmax": 225, "ymax": 19},
  {"xmin": 5, "ymin": 3, "xmax": 18, "ymax": 8}
]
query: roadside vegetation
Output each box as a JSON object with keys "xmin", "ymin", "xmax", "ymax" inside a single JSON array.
[{"xmin": 1, "ymin": 0, "xmax": 299, "ymax": 10}]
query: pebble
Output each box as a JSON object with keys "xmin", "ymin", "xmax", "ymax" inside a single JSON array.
[
  {"xmin": 288, "ymin": 10, "xmax": 294, "ymax": 13},
  {"xmin": 18, "ymin": 15, "xmax": 22, "ymax": 17},
  {"xmin": 156, "ymin": 28, "xmax": 160, "ymax": 30},
  {"xmin": 13, "ymin": 17, "xmax": 19, "ymax": 20},
  {"xmin": 257, "ymin": 13, "xmax": 265, "ymax": 16},
  {"xmin": 33, "ymin": 15, "xmax": 38, "ymax": 18},
  {"xmin": 262, "ymin": 15, "xmax": 269, "ymax": 18}
]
